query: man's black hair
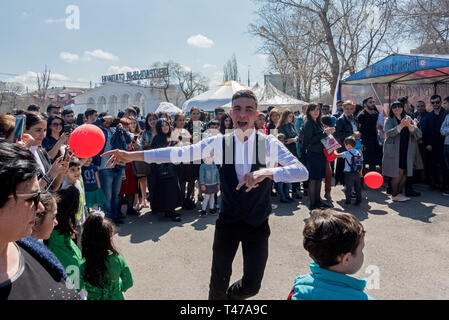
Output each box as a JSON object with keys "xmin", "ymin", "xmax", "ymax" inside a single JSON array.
[
  {"xmin": 27, "ymin": 105, "xmax": 40, "ymax": 112},
  {"xmin": 398, "ymin": 96, "xmax": 408, "ymax": 104},
  {"xmin": 362, "ymin": 97, "xmax": 374, "ymax": 106},
  {"xmin": 214, "ymin": 107, "xmax": 225, "ymax": 115},
  {"xmin": 84, "ymin": 108, "xmax": 97, "ymax": 118},
  {"xmin": 46, "ymin": 104, "xmax": 60, "ymax": 113},
  {"xmin": 61, "ymin": 108, "xmax": 74, "ymax": 117},
  {"xmin": 431, "ymin": 94, "xmax": 442, "ymax": 101},
  {"xmin": 0, "ymin": 140, "xmax": 39, "ymax": 208}
]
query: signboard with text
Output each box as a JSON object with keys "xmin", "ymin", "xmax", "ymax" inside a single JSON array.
[{"xmin": 101, "ymin": 67, "xmax": 169, "ymax": 83}]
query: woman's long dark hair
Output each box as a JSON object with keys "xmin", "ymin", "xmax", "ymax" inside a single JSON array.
[
  {"xmin": 305, "ymin": 103, "xmax": 322, "ymax": 125},
  {"xmin": 53, "ymin": 186, "xmax": 79, "ymax": 236},
  {"xmin": 46, "ymin": 115, "xmax": 64, "ymax": 137},
  {"xmin": 150, "ymin": 118, "xmax": 172, "ymax": 149},
  {"xmin": 219, "ymin": 113, "xmax": 233, "ymax": 134},
  {"xmin": 144, "ymin": 112, "xmax": 158, "ymax": 131},
  {"xmin": 388, "ymin": 101, "xmax": 406, "ymax": 119},
  {"xmin": 81, "ymin": 213, "xmax": 119, "ymax": 288}
]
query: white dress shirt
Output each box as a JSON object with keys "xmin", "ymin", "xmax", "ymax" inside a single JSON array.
[{"xmin": 143, "ymin": 129, "xmax": 309, "ymax": 183}]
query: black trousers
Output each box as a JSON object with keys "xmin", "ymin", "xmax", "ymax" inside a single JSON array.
[
  {"xmin": 344, "ymin": 172, "xmax": 362, "ymax": 203},
  {"xmin": 208, "ymin": 218, "xmax": 270, "ymax": 300}
]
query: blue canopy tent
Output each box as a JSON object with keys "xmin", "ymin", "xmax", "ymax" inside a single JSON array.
[{"xmin": 340, "ymin": 53, "xmax": 449, "ymax": 109}]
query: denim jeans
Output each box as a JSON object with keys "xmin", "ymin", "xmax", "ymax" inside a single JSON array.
[
  {"xmin": 277, "ymin": 182, "xmax": 291, "ymax": 200},
  {"xmin": 99, "ymin": 168, "xmax": 123, "ymax": 220}
]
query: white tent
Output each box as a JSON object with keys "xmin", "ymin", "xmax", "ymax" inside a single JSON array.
[
  {"xmin": 155, "ymin": 102, "xmax": 182, "ymax": 116},
  {"xmin": 257, "ymin": 81, "xmax": 308, "ymax": 111},
  {"xmin": 251, "ymin": 82, "xmax": 264, "ymax": 100},
  {"xmin": 182, "ymin": 81, "xmax": 248, "ymax": 113}
]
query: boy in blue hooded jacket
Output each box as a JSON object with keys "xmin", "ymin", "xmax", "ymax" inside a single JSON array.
[{"xmin": 288, "ymin": 209, "xmax": 374, "ymax": 300}]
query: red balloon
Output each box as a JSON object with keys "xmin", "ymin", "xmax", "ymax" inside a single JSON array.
[
  {"xmin": 68, "ymin": 124, "xmax": 105, "ymax": 158},
  {"xmin": 364, "ymin": 171, "xmax": 383, "ymax": 189}
]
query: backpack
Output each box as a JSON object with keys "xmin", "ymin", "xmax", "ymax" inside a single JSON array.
[{"xmin": 345, "ymin": 150, "xmax": 362, "ymax": 174}]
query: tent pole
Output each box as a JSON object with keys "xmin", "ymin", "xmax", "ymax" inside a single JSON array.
[
  {"xmin": 434, "ymin": 82, "xmax": 438, "ymax": 95},
  {"xmin": 388, "ymin": 82, "xmax": 391, "ymax": 107}
]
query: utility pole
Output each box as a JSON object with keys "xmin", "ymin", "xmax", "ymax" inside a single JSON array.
[{"xmin": 248, "ymin": 65, "xmax": 251, "ymax": 87}]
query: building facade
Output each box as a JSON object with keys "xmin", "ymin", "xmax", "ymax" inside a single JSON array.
[{"xmin": 74, "ymin": 82, "xmax": 185, "ymax": 116}]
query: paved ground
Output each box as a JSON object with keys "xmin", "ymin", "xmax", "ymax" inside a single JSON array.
[{"xmin": 113, "ymin": 183, "xmax": 449, "ymax": 300}]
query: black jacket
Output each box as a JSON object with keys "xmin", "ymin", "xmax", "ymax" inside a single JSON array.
[
  {"xmin": 303, "ymin": 119, "xmax": 327, "ymax": 154},
  {"xmin": 335, "ymin": 114, "xmax": 357, "ymax": 145}
]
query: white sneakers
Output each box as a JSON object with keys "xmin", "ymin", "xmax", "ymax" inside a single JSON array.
[{"xmin": 392, "ymin": 194, "xmax": 411, "ymax": 202}]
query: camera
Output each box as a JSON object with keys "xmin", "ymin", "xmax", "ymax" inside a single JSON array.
[
  {"xmin": 110, "ymin": 118, "xmax": 121, "ymax": 127},
  {"xmin": 64, "ymin": 124, "xmax": 74, "ymax": 134}
]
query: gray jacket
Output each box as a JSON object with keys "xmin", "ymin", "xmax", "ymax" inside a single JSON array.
[
  {"xmin": 441, "ymin": 114, "xmax": 449, "ymax": 145},
  {"xmin": 382, "ymin": 116, "xmax": 423, "ymax": 177}
]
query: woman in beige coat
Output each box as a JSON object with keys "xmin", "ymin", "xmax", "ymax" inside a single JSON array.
[{"xmin": 382, "ymin": 101, "xmax": 422, "ymax": 202}]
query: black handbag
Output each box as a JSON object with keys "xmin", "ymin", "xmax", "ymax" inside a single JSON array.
[
  {"xmin": 156, "ymin": 163, "xmax": 176, "ymax": 180},
  {"xmin": 131, "ymin": 161, "xmax": 152, "ymax": 177}
]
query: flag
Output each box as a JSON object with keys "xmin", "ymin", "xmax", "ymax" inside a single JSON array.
[{"xmin": 332, "ymin": 72, "xmax": 341, "ymax": 114}]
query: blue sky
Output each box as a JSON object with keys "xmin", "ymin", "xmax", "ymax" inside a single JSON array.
[{"xmin": 0, "ymin": 0, "xmax": 269, "ymax": 91}]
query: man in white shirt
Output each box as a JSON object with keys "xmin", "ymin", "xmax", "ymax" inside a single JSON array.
[{"xmin": 102, "ymin": 90, "xmax": 309, "ymax": 300}]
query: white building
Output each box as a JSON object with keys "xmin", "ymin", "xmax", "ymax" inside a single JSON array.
[{"xmin": 74, "ymin": 82, "xmax": 185, "ymax": 116}]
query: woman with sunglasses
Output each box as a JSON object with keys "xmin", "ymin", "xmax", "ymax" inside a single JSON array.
[
  {"xmin": 42, "ymin": 114, "xmax": 69, "ymax": 161},
  {"xmin": 24, "ymin": 112, "xmax": 69, "ymax": 192},
  {"xmin": 382, "ymin": 101, "xmax": 422, "ymax": 202},
  {"xmin": 0, "ymin": 141, "xmax": 81, "ymax": 300}
]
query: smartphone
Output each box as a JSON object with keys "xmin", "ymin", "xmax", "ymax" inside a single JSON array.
[
  {"xmin": 63, "ymin": 146, "xmax": 70, "ymax": 161},
  {"xmin": 133, "ymin": 135, "xmax": 138, "ymax": 142},
  {"xmin": 14, "ymin": 115, "xmax": 25, "ymax": 142},
  {"xmin": 64, "ymin": 124, "xmax": 73, "ymax": 134}
]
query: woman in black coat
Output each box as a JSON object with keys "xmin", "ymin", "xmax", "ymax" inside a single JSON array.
[
  {"xmin": 303, "ymin": 103, "xmax": 335, "ymax": 210},
  {"xmin": 148, "ymin": 118, "xmax": 183, "ymax": 222}
]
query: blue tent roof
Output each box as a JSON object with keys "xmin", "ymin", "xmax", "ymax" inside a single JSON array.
[{"xmin": 343, "ymin": 53, "xmax": 449, "ymax": 84}]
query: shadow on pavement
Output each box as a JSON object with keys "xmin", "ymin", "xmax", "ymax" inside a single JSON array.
[{"xmin": 117, "ymin": 206, "xmax": 216, "ymax": 243}]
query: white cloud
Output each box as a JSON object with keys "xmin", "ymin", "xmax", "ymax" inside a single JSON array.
[
  {"xmin": 84, "ymin": 49, "xmax": 119, "ymax": 61},
  {"xmin": 59, "ymin": 52, "xmax": 79, "ymax": 63},
  {"xmin": 20, "ymin": 12, "xmax": 29, "ymax": 19},
  {"xmin": 187, "ymin": 34, "xmax": 214, "ymax": 48},
  {"xmin": 7, "ymin": 71, "xmax": 70, "ymax": 91},
  {"xmin": 203, "ymin": 64, "xmax": 217, "ymax": 69},
  {"xmin": 44, "ymin": 18, "xmax": 65, "ymax": 24},
  {"xmin": 106, "ymin": 65, "xmax": 139, "ymax": 75},
  {"xmin": 180, "ymin": 65, "xmax": 192, "ymax": 72}
]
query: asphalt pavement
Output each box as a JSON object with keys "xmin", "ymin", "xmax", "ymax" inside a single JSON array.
[{"xmin": 113, "ymin": 183, "xmax": 449, "ymax": 300}]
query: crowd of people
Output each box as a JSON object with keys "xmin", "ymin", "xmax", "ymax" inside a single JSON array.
[{"xmin": 1, "ymin": 89, "xmax": 448, "ymax": 300}]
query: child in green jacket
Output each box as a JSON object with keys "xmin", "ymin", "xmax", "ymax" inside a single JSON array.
[
  {"xmin": 80, "ymin": 212, "xmax": 133, "ymax": 300},
  {"xmin": 45, "ymin": 186, "xmax": 84, "ymax": 290}
]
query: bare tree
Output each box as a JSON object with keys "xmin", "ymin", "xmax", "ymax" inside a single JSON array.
[
  {"xmin": 36, "ymin": 65, "xmax": 51, "ymax": 108},
  {"xmin": 223, "ymin": 54, "xmax": 240, "ymax": 82},
  {"xmin": 151, "ymin": 61, "xmax": 209, "ymax": 102},
  {"xmin": 0, "ymin": 82, "xmax": 6, "ymax": 109},
  {"xmin": 7, "ymin": 82, "xmax": 25, "ymax": 109},
  {"xmin": 252, "ymin": 0, "xmax": 398, "ymax": 97},
  {"xmin": 399, "ymin": 0, "xmax": 449, "ymax": 53},
  {"xmin": 172, "ymin": 66, "xmax": 209, "ymax": 100}
]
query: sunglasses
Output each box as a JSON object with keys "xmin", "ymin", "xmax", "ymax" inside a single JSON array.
[
  {"xmin": 430, "ymin": 101, "xmax": 440, "ymax": 105},
  {"xmin": 8, "ymin": 189, "xmax": 41, "ymax": 209},
  {"xmin": 391, "ymin": 104, "xmax": 402, "ymax": 109}
]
